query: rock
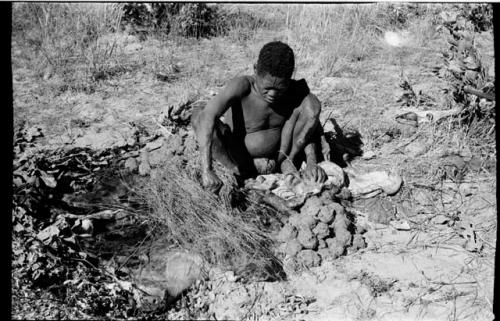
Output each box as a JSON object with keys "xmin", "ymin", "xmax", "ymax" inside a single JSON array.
[
  {"xmin": 351, "ymin": 234, "xmax": 367, "ymax": 251},
  {"xmin": 81, "ymin": 219, "xmax": 93, "ymax": 233},
  {"xmin": 164, "ymin": 252, "xmax": 206, "ymax": 300},
  {"xmin": 287, "ymin": 213, "xmax": 302, "ymax": 227},
  {"xmin": 133, "ymin": 249, "xmax": 206, "ymax": 304},
  {"xmin": 390, "ymin": 220, "xmax": 411, "ymax": 231},
  {"xmin": 296, "ymin": 250, "xmax": 321, "ymax": 268},
  {"xmin": 318, "ymin": 239, "xmax": 327, "ymax": 249},
  {"xmin": 297, "ymin": 215, "xmax": 317, "ymax": 230},
  {"xmin": 284, "ymin": 239, "xmax": 303, "ymax": 257},
  {"xmin": 139, "ymin": 162, "xmax": 151, "ymax": 176},
  {"xmin": 124, "ymin": 157, "xmax": 138, "ymax": 172},
  {"xmin": 318, "ymin": 204, "xmax": 334, "ymax": 224},
  {"xmin": 277, "ymin": 224, "xmax": 298, "ymax": 242},
  {"xmin": 331, "ymin": 212, "xmax": 352, "ymax": 247},
  {"xmin": 297, "ymin": 228, "xmax": 318, "ymax": 249},
  {"xmin": 325, "ymin": 238, "xmax": 346, "ymax": 259},
  {"xmin": 329, "ymin": 202, "xmax": 345, "ymax": 217},
  {"xmin": 361, "ymin": 150, "xmax": 376, "ymax": 160},
  {"xmin": 312, "ymin": 222, "xmax": 330, "ymax": 239},
  {"xmin": 405, "ymin": 141, "xmax": 429, "ymax": 157},
  {"xmin": 317, "ymin": 248, "xmax": 331, "ymax": 260},
  {"xmin": 300, "ymin": 196, "xmax": 323, "ymax": 217}
]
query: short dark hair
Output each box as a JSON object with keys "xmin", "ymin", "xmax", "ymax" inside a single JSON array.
[{"xmin": 256, "ymin": 41, "xmax": 295, "ymax": 79}]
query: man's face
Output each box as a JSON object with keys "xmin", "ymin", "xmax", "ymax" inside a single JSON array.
[{"xmin": 255, "ymin": 72, "xmax": 290, "ymax": 105}]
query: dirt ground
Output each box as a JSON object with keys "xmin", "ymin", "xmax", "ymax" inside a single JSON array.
[{"xmin": 12, "ymin": 4, "xmax": 495, "ymax": 321}]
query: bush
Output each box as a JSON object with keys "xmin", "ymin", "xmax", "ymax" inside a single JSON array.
[{"xmin": 121, "ymin": 3, "xmax": 223, "ymax": 39}]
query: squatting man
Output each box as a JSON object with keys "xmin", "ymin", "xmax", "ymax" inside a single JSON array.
[{"xmin": 192, "ymin": 41, "xmax": 329, "ymax": 193}]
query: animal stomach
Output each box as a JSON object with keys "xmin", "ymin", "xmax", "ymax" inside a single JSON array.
[{"xmin": 244, "ymin": 127, "xmax": 281, "ymax": 158}]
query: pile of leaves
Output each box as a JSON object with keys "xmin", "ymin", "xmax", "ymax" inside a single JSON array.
[{"xmin": 11, "ymin": 126, "xmax": 164, "ymax": 319}]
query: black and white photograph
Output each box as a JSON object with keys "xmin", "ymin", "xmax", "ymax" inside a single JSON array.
[{"xmin": 12, "ymin": 3, "xmax": 495, "ymax": 320}]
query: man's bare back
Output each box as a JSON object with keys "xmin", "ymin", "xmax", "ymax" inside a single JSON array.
[{"xmin": 191, "ymin": 41, "xmax": 327, "ymax": 193}]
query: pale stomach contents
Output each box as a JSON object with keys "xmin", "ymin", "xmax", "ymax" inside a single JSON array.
[{"xmin": 244, "ymin": 127, "xmax": 281, "ymax": 158}]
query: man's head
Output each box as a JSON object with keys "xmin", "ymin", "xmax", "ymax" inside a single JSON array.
[
  {"xmin": 256, "ymin": 41, "xmax": 295, "ymax": 78},
  {"xmin": 254, "ymin": 41, "xmax": 295, "ymax": 104}
]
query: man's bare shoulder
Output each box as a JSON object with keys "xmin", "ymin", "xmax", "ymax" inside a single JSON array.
[{"xmin": 224, "ymin": 76, "xmax": 252, "ymax": 98}]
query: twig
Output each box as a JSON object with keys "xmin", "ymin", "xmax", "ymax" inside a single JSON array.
[{"xmin": 463, "ymin": 86, "xmax": 495, "ymax": 101}]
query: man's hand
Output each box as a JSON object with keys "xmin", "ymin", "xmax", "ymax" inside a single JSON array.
[
  {"xmin": 202, "ymin": 170, "xmax": 223, "ymax": 193},
  {"xmin": 302, "ymin": 163, "xmax": 327, "ymax": 183}
]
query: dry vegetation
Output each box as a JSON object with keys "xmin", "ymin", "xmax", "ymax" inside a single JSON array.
[{"xmin": 12, "ymin": 3, "xmax": 495, "ymax": 320}]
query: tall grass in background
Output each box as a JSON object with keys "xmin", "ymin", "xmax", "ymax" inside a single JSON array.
[
  {"xmin": 219, "ymin": 4, "xmax": 401, "ymax": 80},
  {"xmin": 13, "ymin": 3, "xmax": 125, "ymax": 91}
]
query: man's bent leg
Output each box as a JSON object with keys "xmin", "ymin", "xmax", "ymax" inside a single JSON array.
[{"xmin": 191, "ymin": 105, "xmax": 258, "ymax": 178}]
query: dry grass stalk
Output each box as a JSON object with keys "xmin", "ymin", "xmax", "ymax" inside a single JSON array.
[{"xmin": 139, "ymin": 160, "xmax": 284, "ymax": 280}]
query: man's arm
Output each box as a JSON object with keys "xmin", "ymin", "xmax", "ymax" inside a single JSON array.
[
  {"xmin": 193, "ymin": 77, "xmax": 251, "ymax": 191},
  {"xmin": 278, "ymin": 93, "xmax": 326, "ymax": 182}
]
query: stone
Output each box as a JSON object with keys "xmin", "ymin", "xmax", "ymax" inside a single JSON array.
[
  {"xmin": 300, "ymin": 196, "xmax": 323, "ymax": 217},
  {"xmin": 318, "ymin": 205, "xmax": 335, "ymax": 224},
  {"xmin": 297, "ymin": 228, "xmax": 318, "ymax": 250},
  {"xmin": 287, "ymin": 213, "xmax": 302, "ymax": 227},
  {"xmin": 139, "ymin": 162, "xmax": 151, "ymax": 176},
  {"xmin": 331, "ymin": 212, "xmax": 352, "ymax": 247},
  {"xmin": 325, "ymin": 238, "xmax": 346, "ymax": 259},
  {"xmin": 277, "ymin": 224, "xmax": 298, "ymax": 242},
  {"xmin": 284, "ymin": 239, "xmax": 303, "ymax": 257},
  {"xmin": 405, "ymin": 141, "xmax": 429, "ymax": 157},
  {"xmin": 351, "ymin": 234, "xmax": 367, "ymax": 251},
  {"xmin": 361, "ymin": 150, "xmax": 376, "ymax": 160},
  {"xmin": 312, "ymin": 222, "xmax": 330, "ymax": 239},
  {"xmin": 297, "ymin": 215, "xmax": 317, "ymax": 230},
  {"xmin": 318, "ymin": 239, "xmax": 327, "ymax": 249},
  {"xmin": 296, "ymin": 250, "xmax": 321, "ymax": 268},
  {"xmin": 317, "ymin": 248, "xmax": 331, "ymax": 260},
  {"xmin": 124, "ymin": 157, "xmax": 138, "ymax": 172},
  {"xmin": 163, "ymin": 252, "xmax": 206, "ymax": 300}
]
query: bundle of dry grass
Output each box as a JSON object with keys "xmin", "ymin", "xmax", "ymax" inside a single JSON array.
[{"xmin": 139, "ymin": 160, "xmax": 285, "ymax": 281}]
